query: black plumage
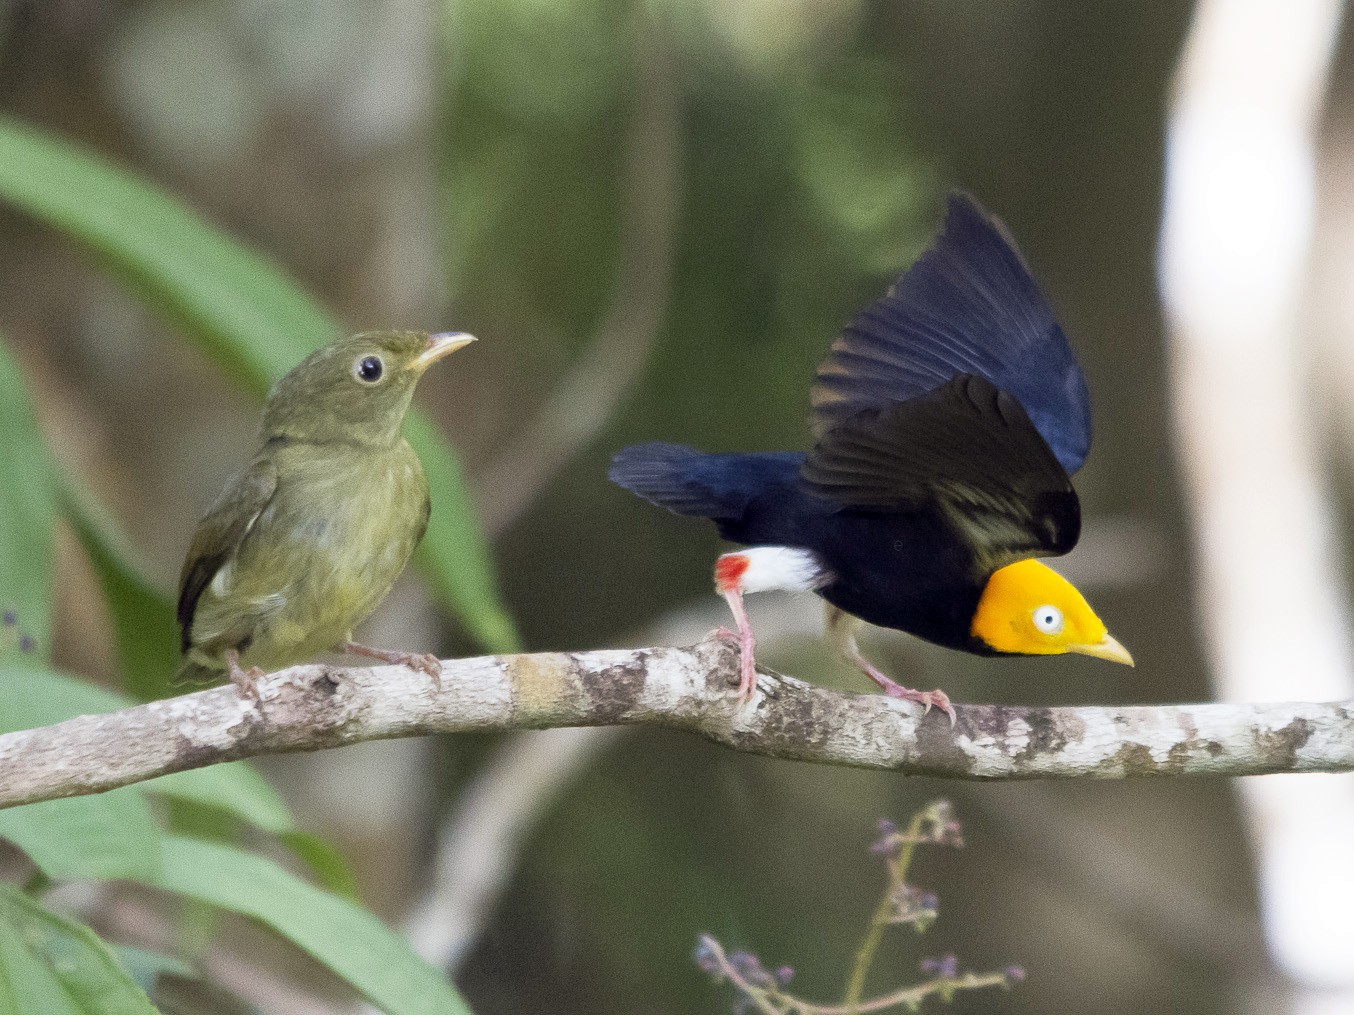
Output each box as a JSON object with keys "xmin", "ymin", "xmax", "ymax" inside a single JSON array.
[{"xmin": 611, "ymin": 193, "xmax": 1123, "ymax": 716}]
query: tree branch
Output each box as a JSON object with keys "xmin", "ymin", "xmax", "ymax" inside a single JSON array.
[{"xmin": 3, "ymin": 639, "xmax": 1352, "ymax": 810}]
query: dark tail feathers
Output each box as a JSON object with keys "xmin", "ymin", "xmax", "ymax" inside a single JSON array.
[{"xmin": 609, "ymin": 442, "xmax": 801, "ymax": 522}]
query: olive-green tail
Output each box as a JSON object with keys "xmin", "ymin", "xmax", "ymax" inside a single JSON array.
[{"xmin": 172, "ymin": 659, "xmax": 224, "ymax": 687}]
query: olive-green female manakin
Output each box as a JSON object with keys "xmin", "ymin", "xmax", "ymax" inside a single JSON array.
[{"xmin": 175, "ymin": 331, "xmax": 475, "ymax": 699}]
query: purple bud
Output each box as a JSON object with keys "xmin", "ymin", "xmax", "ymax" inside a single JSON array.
[
  {"xmin": 1004, "ymin": 964, "xmax": 1026, "ymax": 985},
  {"xmin": 729, "ymin": 950, "xmax": 771, "ymax": 986},
  {"xmin": 920, "ymin": 953, "xmax": 959, "ymax": 979},
  {"xmin": 693, "ymin": 935, "xmax": 722, "ymax": 976},
  {"xmin": 870, "ymin": 820, "xmax": 902, "ymax": 857},
  {"xmin": 775, "ymin": 965, "xmax": 794, "ymax": 986},
  {"xmin": 18, "ymin": 635, "xmax": 34, "ymax": 653},
  {"xmin": 2, "ymin": 609, "xmax": 15, "ymax": 626},
  {"xmin": 887, "ymin": 883, "xmax": 939, "ymax": 924}
]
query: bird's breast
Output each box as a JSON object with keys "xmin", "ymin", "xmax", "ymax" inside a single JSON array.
[
  {"xmin": 808, "ymin": 508, "xmax": 986, "ymax": 650},
  {"xmin": 230, "ymin": 444, "xmax": 428, "ymax": 658}
]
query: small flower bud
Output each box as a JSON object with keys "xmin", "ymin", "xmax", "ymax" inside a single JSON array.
[
  {"xmin": 693, "ymin": 935, "xmax": 722, "ymax": 976},
  {"xmin": 870, "ymin": 818, "xmax": 902, "ymax": 857},
  {"xmin": 920, "ymin": 953, "xmax": 958, "ymax": 979}
]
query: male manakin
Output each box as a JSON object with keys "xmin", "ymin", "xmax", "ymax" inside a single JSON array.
[
  {"xmin": 175, "ymin": 330, "xmax": 475, "ymax": 699},
  {"xmin": 610, "ymin": 194, "xmax": 1132, "ymax": 723}
]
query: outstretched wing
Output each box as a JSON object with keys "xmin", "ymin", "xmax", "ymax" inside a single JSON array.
[
  {"xmin": 809, "ymin": 192, "xmax": 1092, "ymax": 476},
  {"xmin": 801, "ymin": 374, "xmax": 1080, "ymax": 574},
  {"xmin": 176, "ymin": 456, "xmax": 278, "ymax": 652}
]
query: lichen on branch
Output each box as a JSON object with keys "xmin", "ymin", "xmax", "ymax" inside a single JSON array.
[{"xmin": 1, "ymin": 638, "xmax": 1352, "ymax": 811}]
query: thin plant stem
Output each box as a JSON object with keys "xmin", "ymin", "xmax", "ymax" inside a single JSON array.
[
  {"xmin": 702, "ymin": 935, "xmax": 1009, "ymax": 1015},
  {"xmin": 842, "ymin": 812, "xmax": 926, "ymax": 1010}
]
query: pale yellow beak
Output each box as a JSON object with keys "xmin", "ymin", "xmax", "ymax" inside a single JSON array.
[
  {"xmin": 1068, "ymin": 633, "xmax": 1135, "ymax": 667},
  {"xmin": 411, "ymin": 332, "xmax": 476, "ymax": 372}
]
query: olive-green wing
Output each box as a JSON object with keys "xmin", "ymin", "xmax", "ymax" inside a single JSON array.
[
  {"xmin": 800, "ymin": 373, "xmax": 1080, "ymax": 575},
  {"xmin": 176, "ymin": 457, "xmax": 278, "ymax": 652}
]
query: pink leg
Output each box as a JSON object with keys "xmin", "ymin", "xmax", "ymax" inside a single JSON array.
[
  {"xmin": 856, "ymin": 659, "xmax": 954, "ymax": 726},
  {"xmin": 342, "ymin": 641, "xmax": 443, "ymax": 691},
  {"xmin": 225, "ymin": 648, "xmax": 265, "ymax": 703},
  {"xmin": 719, "ymin": 585, "xmax": 758, "ymax": 704},
  {"xmin": 826, "ymin": 607, "xmax": 955, "ymax": 726}
]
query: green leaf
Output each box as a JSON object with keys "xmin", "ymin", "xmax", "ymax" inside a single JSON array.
[
  {"xmin": 152, "ymin": 836, "xmax": 472, "ymax": 1015},
  {"xmin": 0, "ymin": 335, "xmax": 56, "ymax": 666},
  {"xmin": 149, "ymin": 764, "xmax": 293, "ymax": 838},
  {"xmin": 109, "ymin": 945, "xmax": 196, "ymax": 995},
  {"xmin": 0, "ymin": 791, "xmax": 162, "ymax": 883},
  {"xmin": 406, "ymin": 416, "xmax": 520, "ymax": 652},
  {"xmin": 0, "ymin": 116, "xmax": 518, "ymax": 653},
  {"xmin": 0, "ymin": 666, "xmax": 127, "ymax": 733},
  {"xmin": 0, "ymin": 667, "xmax": 294, "ymax": 840},
  {"xmin": 59, "ymin": 476, "xmax": 179, "ymax": 700},
  {"xmin": 0, "ymin": 883, "xmax": 158, "ymax": 1015},
  {"xmin": 277, "ymin": 831, "xmax": 361, "ymax": 901}
]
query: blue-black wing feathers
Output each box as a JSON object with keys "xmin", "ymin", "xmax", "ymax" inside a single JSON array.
[{"xmin": 810, "ymin": 192, "xmax": 1092, "ymax": 475}]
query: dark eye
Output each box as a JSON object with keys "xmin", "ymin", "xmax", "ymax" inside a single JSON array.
[{"xmin": 354, "ymin": 355, "xmax": 384, "ymax": 383}]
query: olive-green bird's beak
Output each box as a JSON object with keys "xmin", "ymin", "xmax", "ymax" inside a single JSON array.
[
  {"xmin": 1068, "ymin": 633, "xmax": 1135, "ymax": 667},
  {"xmin": 411, "ymin": 332, "xmax": 477, "ymax": 372}
]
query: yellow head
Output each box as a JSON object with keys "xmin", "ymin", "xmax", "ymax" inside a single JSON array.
[{"xmin": 970, "ymin": 558, "xmax": 1133, "ymax": 665}]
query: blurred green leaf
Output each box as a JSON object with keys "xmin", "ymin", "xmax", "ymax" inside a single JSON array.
[
  {"xmin": 152, "ymin": 836, "xmax": 473, "ymax": 1015},
  {"xmin": 277, "ymin": 831, "xmax": 362, "ymax": 901},
  {"xmin": 149, "ymin": 764, "xmax": 293, "ymax": 838},
  {"xmin": 0, "ymin": 336, "xmax": 55, "ymax": 666},
  {"xmin": 0, "ymin": 792, "xmax": 162, "ymax": 883},
  {"xmin": 0, "ymin": 667, "xmax": 294, "ymax": 840},
  {"xmin": 0, "ymin": 884, "xmax": 157, "ymax": 1015},
  {"xmin": 108, "ymin": 945, "xmax": 196, "ymax": 995},
  {"xmin": 0, "ymin": 116, "xmax": 518, "ymax": 653},
  {"xmin": 60, "ymin": 477, "xmax": 179, "ymax": 700},
  {"xmin": 0, "ymin": 666, "xmax": 127, "ymax": 731},
  {"xmin": 406, "ymin": 416, "xmax": 519, "ymax": 651}
]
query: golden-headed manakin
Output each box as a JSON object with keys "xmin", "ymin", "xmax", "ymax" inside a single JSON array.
[
  {"xmin": 610, "ymin": 194, "xmax": 1132, "ymax": 724},
  {"xmin": 175, "ymin": 330, "xmax": 475, "ymax": 699}
]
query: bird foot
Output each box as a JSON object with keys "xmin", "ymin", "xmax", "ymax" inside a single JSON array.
[
  {"xmin": 879, "ymin": 681, "xmax": 955, "ymax": 726},
  {"xmin": 341, "ymin": 642, "xmax": 443, "ymax": 691},
  {"xmin": 707, "ymin": 626, "xmax": 740, "ymax": 645},
  {"xmin": 735, "ymin": 646, "xmax": 758, "ymax": 708},
  {"xmin": 225, "ymin": 649, "xmax": 266, "ymax": 704}
]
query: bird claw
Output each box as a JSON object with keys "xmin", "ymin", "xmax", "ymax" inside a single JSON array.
[
  {"xmin": 881, "ymin": 683, "xmax": 956, "ymax": 727},
  {"xmin": 223, "ymin": 649, "xmax": 266, "ymax": 704},
  {"xmin": 707, "ymin": 626, "xmax": 740, "ymax": 645},
  {"xmin": 341, "ymin": 641, "xmax": 442, "ymax": 691},
  {"xmin": 389, "ymin": 650, "xmax": 443, "ymax": 690},
  {"xmin": 408, "ymin": 652, "xmax": 444, "ymax": 691},
  {"xmin": 735, "ymin": 654, "xmax": 758, "ymax": 708},
  {"xmin": 230, "ymin": 664, "xmax": 266, "ymax": 704}
]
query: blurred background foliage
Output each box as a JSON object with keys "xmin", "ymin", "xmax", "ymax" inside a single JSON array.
[{"xmin": 0, "ymin": 0, "xmax": 1307, "ymax": 1012}]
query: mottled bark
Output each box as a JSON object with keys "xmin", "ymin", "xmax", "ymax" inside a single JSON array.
[{"xmin": 2, "ymin": 639, "xmax": 1352, "ymax": 810}]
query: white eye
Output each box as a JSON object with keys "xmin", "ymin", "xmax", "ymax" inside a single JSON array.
[{"xmin": 1032, "ymin": 605, "xmax": 1064, "ymax": 635}]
